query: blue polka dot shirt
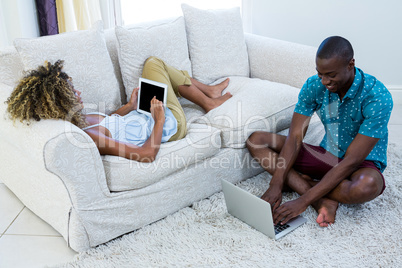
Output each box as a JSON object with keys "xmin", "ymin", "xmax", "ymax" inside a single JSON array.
[{"xmin": 295, "ymin": 67, "xmax": 393, "ymax": 172}]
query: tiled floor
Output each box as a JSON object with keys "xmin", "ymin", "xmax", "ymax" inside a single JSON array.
[{"xmin": 0, "ymin": 91, "xmax": 401, "ymax": 268}]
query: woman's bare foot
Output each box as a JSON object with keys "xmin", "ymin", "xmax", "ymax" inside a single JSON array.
[
  {"xmin": 313, "ymin": 198, "xmax": 338, "ymax": 227},
  {"xmin": 205, "ymin": 78, "xmax": 230, "ymax": 99},
  {"xmin": 204, "ymin": 92, "xmax": 232, "ymax": 113}
]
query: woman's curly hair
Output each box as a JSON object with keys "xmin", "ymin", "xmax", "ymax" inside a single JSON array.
[{"xmin": 6, "ymin": 60, "xmax": 87, "ymax": 128}]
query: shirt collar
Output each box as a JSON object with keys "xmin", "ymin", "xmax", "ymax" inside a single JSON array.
[{"xmin": 343, "ymin": 67, "xmax": 362, "ymax": 100}]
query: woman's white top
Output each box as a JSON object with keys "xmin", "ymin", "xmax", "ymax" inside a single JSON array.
[{"xmin": 82, "ymin": 108, "xmax": 177, "ymax": 146}]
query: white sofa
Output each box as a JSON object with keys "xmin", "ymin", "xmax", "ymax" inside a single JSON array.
[{"xmin": 0, "ymin": 5, "xmax": 323, "ymax": 252}]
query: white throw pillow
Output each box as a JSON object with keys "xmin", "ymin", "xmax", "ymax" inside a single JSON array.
[
  {"xmin": 0, "ymin": 46, "xmax": 24, "ymax": 87},
  {"xmin": 115, "ymin": 17, "xmax": 192, "ymax": 102},
  {"xmin": 13, "ymin": 23, "xmax": 121, "ymax": 115},
  {"xmin": 181, "ymin": 4, "xmax": 249, "ymax": 84}
]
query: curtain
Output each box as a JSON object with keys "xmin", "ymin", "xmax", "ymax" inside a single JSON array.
[
  {"xmin": 56, "ymin": 0, "xmax": 102, "ymax": 33},
  {"xmin": 35, "ymin": 0, "xmax": 59, "ymax": 36},
  {"xmin": 99, "ymin": 0, "xmax": 123, "ymax": 29},
  {"xmin": 241, "ymin": 0, "xmax": 252, "ymax": 33},
  {"xmin": 0, "ymin": 4, "xmax": 9, "ymax": 47},
  {"xmin": 0, "ymin": 1, "xmax": 40, "ymax": 47}
]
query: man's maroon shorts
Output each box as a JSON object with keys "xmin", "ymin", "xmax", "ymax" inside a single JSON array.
[{"xmin": 293, "ymin": 143, "xmax": 386, "ymax": 194}]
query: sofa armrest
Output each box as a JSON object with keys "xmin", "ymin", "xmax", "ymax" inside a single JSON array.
[
  {"xmin": 1, "ymin": 120, "xmax": 111, "ymax": 241},
  {"xmin": 245, "ymin": 33, "xmax": 317, "ymax": 89},
  {"xmin": 0, "ymin": 83, "xmax": 110, "ymax": 241},
  {"xmin": 43, "ymin": 127, "xmax": 112, "ymax": 208}
]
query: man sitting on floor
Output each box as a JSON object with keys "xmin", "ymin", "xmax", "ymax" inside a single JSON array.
[{"xmin": 246, "ymin": 36, "xmax": 393, "ymax": 227}]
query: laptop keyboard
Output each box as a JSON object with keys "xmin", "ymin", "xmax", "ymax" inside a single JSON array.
[{"xmin": 274, "ymin": 223, "xmax": 290, "ymax": 234}]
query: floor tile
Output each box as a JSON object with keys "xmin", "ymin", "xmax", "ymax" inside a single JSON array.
[
  {"xmin": 0, "ymin": 184, "xmax": 24, "ymax": 235},
  {"xmin": 5, "ymin": 207, "xmax": 61, "ymax": 237},
  {"xmin": 0, "ymin": 235, "xmax": 76, "ymax": 268}
]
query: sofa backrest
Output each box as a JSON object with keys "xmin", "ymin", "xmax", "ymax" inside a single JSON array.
[
  {"xmin": 0, "ymin": 16, "xmax": 193, "ymax": 110},
  {"xmin": 1, "ymin": 7, "xmax": 250, "ymax": 112}
]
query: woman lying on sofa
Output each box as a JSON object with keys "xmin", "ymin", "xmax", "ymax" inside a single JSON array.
[{"xmin": 6, "ymin": 56, "xmax": 231, "ymax": 162}]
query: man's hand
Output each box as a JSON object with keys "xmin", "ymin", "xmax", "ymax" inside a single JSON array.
[
  {"xmin": 261, "ymin": 184, "xmax": 283, "ymax": 212},
  {"xmin": 273, "ymin": 198, "xmax": 308, "ymax": 225}
]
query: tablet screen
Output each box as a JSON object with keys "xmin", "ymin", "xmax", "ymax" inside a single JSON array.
[{"xmin": 138, "ymin": 80, "xmax": 166, "ymax": 113}]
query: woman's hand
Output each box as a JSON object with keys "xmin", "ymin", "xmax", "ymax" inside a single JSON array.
[
  {"xmin": 150, "ymin": 97, "xmax": 165, "ymax": 124},
  {"xmin": 128, "ymin": 87, "xmax": 139, "ymax": 110},
  {"xmin": 111, "ymin": 87, "xmax": 139, "ymax": 116}
]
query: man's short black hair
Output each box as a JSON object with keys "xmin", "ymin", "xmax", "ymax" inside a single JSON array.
[{"xmin": 316, "ymin": 36, "xmax": 354, "ymax": 64}]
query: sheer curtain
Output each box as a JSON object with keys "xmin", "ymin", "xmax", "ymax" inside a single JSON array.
[
  {"xmin": 0, "ymin": 0, "xmax": 39, "ymax": 47},
  {"xmin": 0, "ymin": 0, "xmax": 248, "ymax": 47},
  {"xmin": 0, "ymin": 6, "xmax": 9, "ymax": 47},
  {"xmin": 241, "ymin": 0, "xmax": 253, "ymax": 33},
  {"xmin": 56, "ymin": 0, "xmax": 102, "ymax": 33},
  {"xmin": 0, "ymin": 0, "xmax": 119, "ymax": 47},
  {"xmin": 120, "ymin": 0, "xmax": 242, "ymax": 25},
  {"xmin": 99, "ymin": 0, "xmax": 123, "ymax": 29}
]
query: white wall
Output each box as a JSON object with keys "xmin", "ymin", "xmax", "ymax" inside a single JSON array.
[
  {"xmin": 0, "ymin": 0, "xmax": 39, "ymax": 47},
  {"xmin": 247, "ymin": 0, "xmax": 402, "ymax": 88}
]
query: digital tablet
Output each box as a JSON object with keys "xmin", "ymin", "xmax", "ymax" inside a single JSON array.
[{"xmin": 137, "ymin": 78, "xmax": 168, "ymax": 116}]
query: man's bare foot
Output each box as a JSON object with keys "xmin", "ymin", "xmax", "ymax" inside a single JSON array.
[
  {"xmin": 204, "ymin": 92, "xmax": 232, "ymax": 112},
  {"xmin": 313, "ymin": 198, "xmax": 338, "ymax": 227},
  {"xmin": 206, "ymin": 78, "xmax": 230, "ymax": 98}
]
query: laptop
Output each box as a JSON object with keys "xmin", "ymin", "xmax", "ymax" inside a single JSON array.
[
  {"xmin": 221, "ymin": 179, "xmax": 307, "ymax": 240},
  {"xmin": 137, "ymin": 78, "xmax": 168, "ymax": 116}
]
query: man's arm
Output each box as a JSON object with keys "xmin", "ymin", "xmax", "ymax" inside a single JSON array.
[
  {"xmin": 274, "ymin": 133, "xmax": 379, "ymax": 224},
  {"xmin": 261, "ymin": 112, "xmax": 311, "ymax": 210}
]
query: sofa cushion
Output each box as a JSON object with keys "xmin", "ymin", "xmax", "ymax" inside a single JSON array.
[
  {"xmin": 0, "ymin": 46, "xmax": 24, "ymax": 87},
  {"xmin": 193, "ymin": 76, "xmax": 300, "ymax": 148},
  {"xmin": 181, "ymin": 4, "xmax": 249, "ymax": 85},
  {"xmin": 103, "ymin": 124, "xmax": 221, "ymax": 191},
  {"xmin": 13, "ymin": 22, "xmax": 121, "ymax": 115},
  {"xmin": 115, "ymin": 16, "xmax": 192, "ymax": 103}
]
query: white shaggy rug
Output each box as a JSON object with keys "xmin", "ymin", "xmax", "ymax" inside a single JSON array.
[{"xmin": 53, "ymin": 144, "xmax": 402, "ymax": 268}]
